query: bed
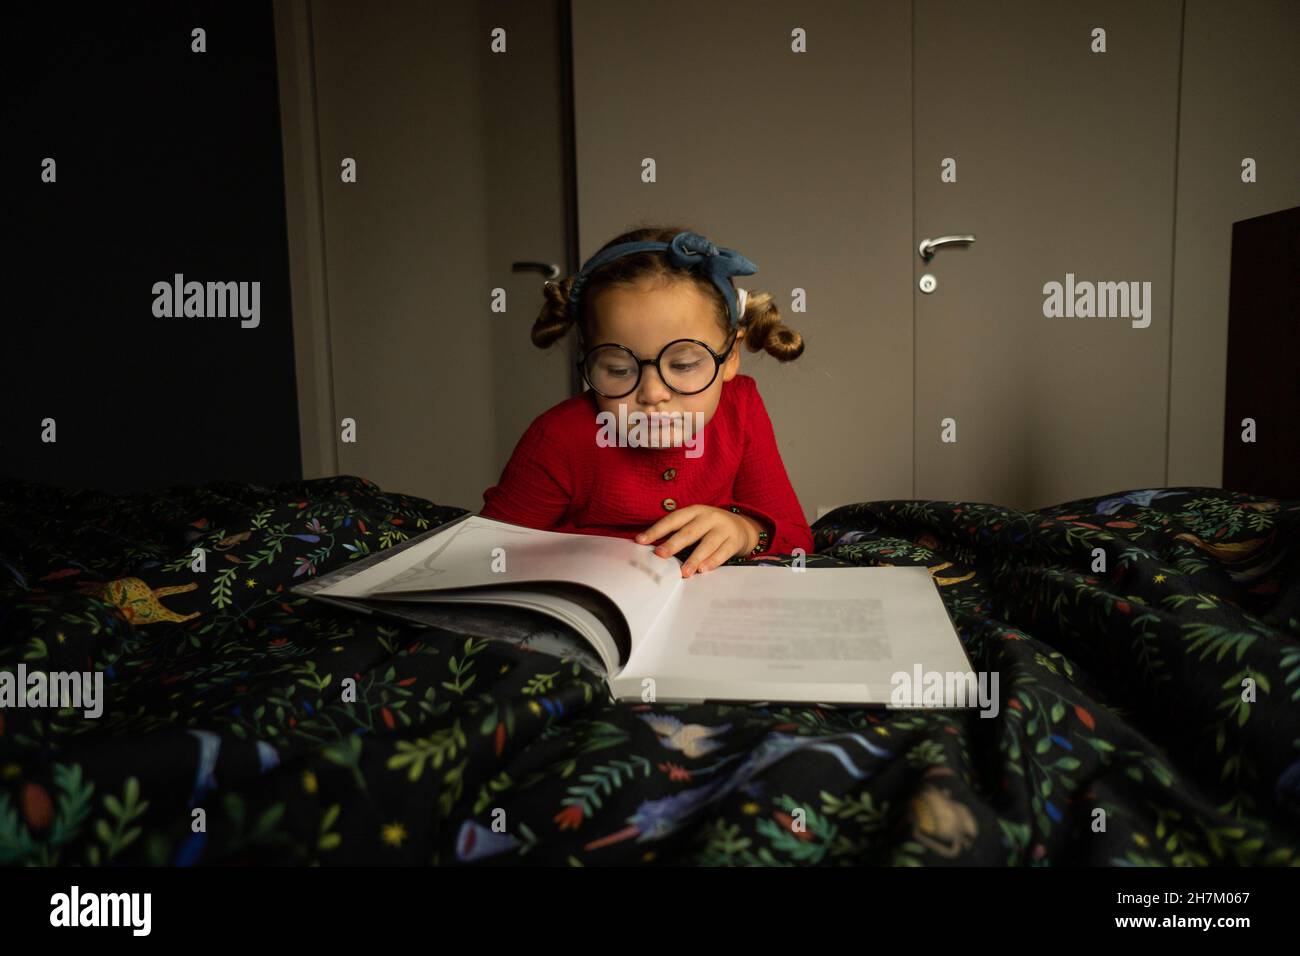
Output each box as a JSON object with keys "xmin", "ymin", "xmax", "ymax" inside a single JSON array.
[{"xmin": 1, "ymin": 474, "xmax": 1297, "ymax": 865}]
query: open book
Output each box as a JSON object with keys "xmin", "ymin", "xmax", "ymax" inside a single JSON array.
[{"xmin": 291, "ymin": 513, "xmax": 974, "ymax": 706}]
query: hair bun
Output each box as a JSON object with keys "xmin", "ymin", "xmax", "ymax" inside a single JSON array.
[
  {"xmin": 531, "ymin": 276, "xmax": 577, "ymax": 348},
  {"xmin": 738, "ymin": 290, "xmax": 804, "ymax": 362}
]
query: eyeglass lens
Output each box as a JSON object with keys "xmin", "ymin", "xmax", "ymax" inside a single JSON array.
[{"xmin": 583, "ymin": 340, "xmax": 719, "ymax": 397}]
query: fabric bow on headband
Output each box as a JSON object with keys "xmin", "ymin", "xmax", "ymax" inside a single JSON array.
[{"xmin": 563, "ymin": 230, "xmax": 758, "ymax": 329}]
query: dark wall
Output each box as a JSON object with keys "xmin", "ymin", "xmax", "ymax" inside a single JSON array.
[{"xmin": 3, "ymin": 2, "xmax": 300, "ymax": 493}]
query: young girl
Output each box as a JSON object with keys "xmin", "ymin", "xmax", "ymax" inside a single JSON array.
[{"xmin": 480, "ymin": 225, "xmax": 813, "ymax": 578}]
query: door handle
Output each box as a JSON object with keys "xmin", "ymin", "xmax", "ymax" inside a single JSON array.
[
  {"xmin": 512, "ymin": 261, "xmax": 562, "ymax": 280},
  {"xmin": 918, "ymin": 234, "xmax": 975, "ymax": 261}
]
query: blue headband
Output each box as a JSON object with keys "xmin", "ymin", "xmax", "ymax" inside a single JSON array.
[{"xmin": 567, "ymin": 230, "xmax": 758, "ymax": 331}]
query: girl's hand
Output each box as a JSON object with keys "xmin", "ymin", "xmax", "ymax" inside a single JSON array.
[{"xmin": 635, "ymin": 505, "xmax": 763, "ymax": 578}]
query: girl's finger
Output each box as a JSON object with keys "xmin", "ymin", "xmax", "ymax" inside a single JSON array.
[
  {"xmin": 655, "ymin": 515, "xmax": 712, "ymax": 559},
  {"xmin": 701, "ymin": 529, "xmax": 750, "ymax": 573},
  {"xmin": 636, "ymin": 508, "xmax": 693, "ymax": 546},
  {"xmin": 701, "ymin": 534, "xmax": 749, "ymax": 573},
  {"xmin": 682, "ymin": 529, "xmax": 731, "ymax": 577}
]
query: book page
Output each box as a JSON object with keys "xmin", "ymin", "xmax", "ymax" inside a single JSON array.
[
  {"xmin": 314, "ymin": 514, "xmax": 682, "ymax": 662},
  {"xmin": 613, "ymin": 565, "xmax": 971, "ymax": 704},
  {"xmin": 336, "ymin": 599, "xmax": 608, "ymax": 677},
  {"xmin": 375, "ymin": 588, "xmax": 620, "ymax": 676}
]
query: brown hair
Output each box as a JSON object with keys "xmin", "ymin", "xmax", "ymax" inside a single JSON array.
[{"xmin": 531, "ymin": 224, "xmax": 804, "ymax": 362}]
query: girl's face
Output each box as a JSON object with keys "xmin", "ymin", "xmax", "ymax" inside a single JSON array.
[{"xmin": 585, "ymin": 278, "xmax": 740, "ymax": 437}]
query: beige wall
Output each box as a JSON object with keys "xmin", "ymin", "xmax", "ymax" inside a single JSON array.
[
  {"xmin": 276, "ymin": 0, "xmax": 571, "ymax": 510},
  {"xmin": 572, "ymin": 0, "xmax": 915, "ymax": 520},
  {"xmin": 913, "ymin": 0, "xmax": 1182, "ymax": 511},
  {"xmin": 278, "ymin": 0, "xmax": 1298, "ymax": 516},
  {"xmin": 1168, "ymin": 0, "xmax": 1300, "ymax": 487},
  {"xmin": 573, "ymin": 0, "xmax": 1297, "ymax": 514}
]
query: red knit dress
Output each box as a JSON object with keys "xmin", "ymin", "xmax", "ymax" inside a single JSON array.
[{"xmin": 480, "ymin": 373, "xmax": 814, "ymax": 557}]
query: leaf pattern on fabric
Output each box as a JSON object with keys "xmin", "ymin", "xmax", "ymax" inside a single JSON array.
[{"xmin": 0, "ymin": 477, "xmax": 1297, "ymax": 865}]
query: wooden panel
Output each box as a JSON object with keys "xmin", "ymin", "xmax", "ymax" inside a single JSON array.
[
  {"xmin": 1222, "ymin": 206, "xmax": 1300, "ymax": 499},
  {"xmin": 914, "ymin": 0, "xmax": 1182, "ymax": 509},
  {"xmin": 571, "ymin": 0, "xmax": 915, "ymax": 521},
  {"xmin": 289, "ymin": 0, "xmax": 571, "ymax": 507}
]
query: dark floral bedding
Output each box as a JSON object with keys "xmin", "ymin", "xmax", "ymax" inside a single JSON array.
[{"xmin": 0, "ymin": 474, "xmax": 1297, "ymax": 866}]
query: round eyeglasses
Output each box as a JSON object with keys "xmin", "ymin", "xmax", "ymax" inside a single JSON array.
[{"xmin": 578, "ymin": 333, "xmax": 738, "ymax": 398}]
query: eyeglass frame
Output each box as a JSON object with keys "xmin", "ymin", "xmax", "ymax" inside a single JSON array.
[{"xmin": 576, "ymin": 331, "xmax": 739, "ymax": 398}]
